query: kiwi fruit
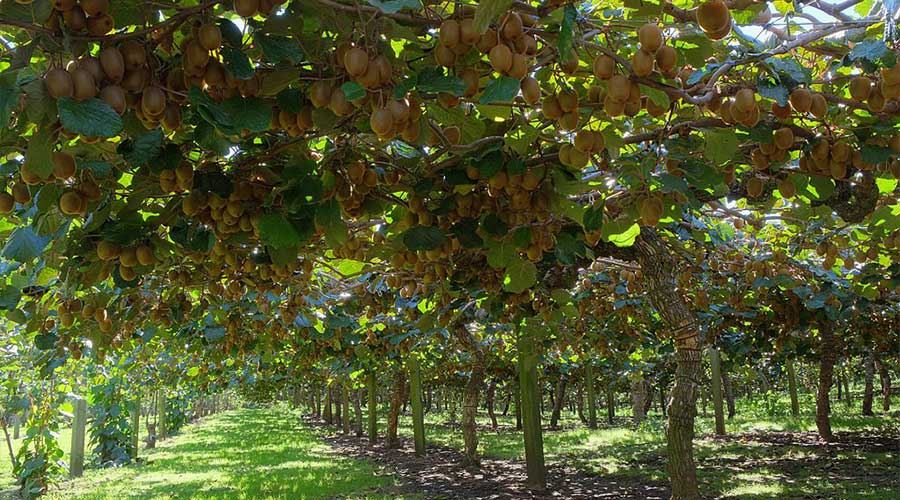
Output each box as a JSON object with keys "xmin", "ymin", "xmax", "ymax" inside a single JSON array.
[
  {"xmin": 59, "ymin": 190, "xmax": 84, "ymax": 216},
  {"xmin": 732, "ymin": 88, "xmax": 755, "ymax": 113},
  {"xmin": 52, "ymin": 0, "xmax": 76, "ymax": 11},
  {"xmin": 439, "ymin": 19, "xmax": 461, "ymax": 48},
  {"xmin": 542, "ymin": 95, "xmax": 562, "ymax": 119},
  {"xmin": 234, "ymin": 0, "xmax": 259, "ymax": 17},
  {"xmin": 746, "ymin": 176, "xmax": 764, "ymax": 198},
  {"xmin": 460, "ymin": 18, "xmax": 479, "ymax": 45},
  {"xmin": 778, "ymin": 178, "xmax": 796, "ymax": 198},
  {"xmin": 96, "ymin": 240, "xmax": 120, "ymax": 261},
  {"xmin": 45, "ymin": 68, "xmax": 74, "ymax": 98},
  {"xmin": 70, "ymin": 68, "xmax": 97, "ymax": 101},
  {"xmin": 344, "ymin": 47, "xmax": 369, "ymax": 78},
  {"xmin": 773, "ymin": 127, "xmax": 794, "ymax": 150},
  {"xmin": 434, "ymin": 45, "xmax": 456, "ymax": 68},
  {"xmin": 558, "ymin": 90, "xmax": 578, "ymax": 112},
  {"xmin": 868, "ymin": 86, "xmax": 886, "ymax": 112},
  {"xmin": 604, "ymin": 95, "xmax": 626, "ymax": 117},
  {"xmin": 849, "ymin": 76, "xmax": 872, "ymax": 101},
  {"xmin": 559, "ymin": 111, "xmax": 579, "ymax": 131},
  {"xmin": 0, "ymin": 193, "xmax": 14, "ymax": 214},
  {"xmin": 655, "ymin": 46, "xmax": 677, "ymax": 73},
  {"xmin": 119, "ymin": 266, "xmax": 136, "ymax": 282},
  {"xmin": 370, "ymin": 108, "xmax": 394, "ymax": 136},
  {"xmin": 489, "ymin": 44, "xmax": 513, "ymax": 73},
  {"xmin": 11, "ymin": 183, "xmax": 29, "ymax": 204},
  {"xmin": 638, "ymin": 24, "xmax": 663, "ymax": 53},
  {"xmin": 86, "ymin": 14, "xmax": 114, "ymax": 36},
  {"xmin": 198, "ymin": 23, "xmax": 223, "ymax": 51},
  {"xmin": 592, "ymin": 54, "xmax": 615, "ymax": 80},
  {"xmin": 521, "ymin": 76, "xmax": 540, "ymax": 105},
  {"xmin": 460, "ymin": 68, "xmax": 479, "ymax": 97},
  {"xmin": 573, "ymin": 129, "xmax": 594, "ymax": 153},
  {"xmin": 63, "ymin": 6, "xmax": 87, "ymax": 32},
  {"xmin": 567, "ymin": 146, "xmax": 589, "ymax": 169},
  {"xmin": 141, "ymin": 86, "xmax": 167, "ymax": 117},
  {"xmin": 309, "ymin": 81, "xmax": 332, "ymax": 108},
  {"xmin": 78, "ymin": 56, "xmax": 104, "ymax": 85},
  {"xmin": 80, "ymin": 0, "xmax": 109, "ymax": 17},
  {"xmin": 508, "ymin": 53, "xmax": 527, "ymax": 80},
  {"xmin": 881, "ymin": 64, "xmax": 900, "ymax": 86},
  {"xmin": 162, "ymin": 103, "xmax": 182, "ymax": 130},
  {"xmin": 771, "ymin": 101, "xmax": 791, "ymax": 120},
  {"xmin": 607, "ymin": 74, "xmax": 630, "ymax": 103},
  {"xmin": 443, "ymin": 125, "xmax": 461, "ymax": 145},
  {"xmin": 789, "ymin": 87, "xmax": 811, "ymax": 113},
  {"xmin": 696, "ymin": 0, "xmax": 731, "ymax": 38},
  {"xmin": 639, "ymin": 196, "xmax": 664, "ymax": 226},
  {"xmin": 632, "ymin": 50, "xmax": 654, "ymax": 77},
  {"xmin": 329, "ymin": 87, "xmax": 354, "ymax": 116},
  {"xmin": 120, "ymin": 40, "xmax": 147, "ymax": 69},
  {"xmin": 809, "ymin": 93, "xmax": 827, "ymax": 118},
  {"xmin": 501, "ymin": 12, "xmax": 523, "ymax": 41},
  {"xmin": 136, "ymin": 245, "xmax": 155, "ymax": 266},
  {"xmin": 52, "ymin": 151, "xmax": 76, "ymax": 180}
]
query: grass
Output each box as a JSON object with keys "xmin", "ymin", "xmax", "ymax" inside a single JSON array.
[
  {"xmin": 30, "ymin": 408, "xmax": 411, "ymax": 500},
  {"xmin": 383, "ymin": 392, "xmax": 900, "ymax": 500},
  {"xmin": 0, "ymin": 425, "xmax": 78, "ymax": 493}
]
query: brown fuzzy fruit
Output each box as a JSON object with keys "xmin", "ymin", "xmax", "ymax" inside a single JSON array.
[
  {"xmin": 309, "ymin": 81, "xmax": 332, "ymax": 108},
  {"xmin": 439, "ymin": 19, "xmax": 461, "ymax": 48},
  {"xmin": 489, "ymin": 44, "xmax": 513, "ymax": 73},
  {"xmin": 100, "ymin": 84, "xmax": 127, "ymax": 114},
  {"xmin": 70, "ymin": 68, "xmax": 97, "ymax": 101},
  {"xmin": 778, "ymin": 178, "xmax": 796, "ymax": 198},
  {"xmin": 607, "ymin": 75, "xmax": 631, "ymax": 103},
  {"xmin": 789, "ymin": 88, "xmax": 811, "ymax": 113},
  {"xmin": 501, "ymin": 12, "xmax": 523, "ymax": 40},
  {"xmin": 521, "ymin": 77, "xmax": 540, "ymax": 105},
  {"xmin": 592, "ymin": 54, "xmax": 615, "ymax": 80},
  {"xmin": 344, "ymin": 47, "xmax": 369, "ymax": 78},
  {"xmin": 234, "ymin": 0, "xmax": 259, "ymax": 17},
  {"xmin": 773, "ymin": 127, "xmax": 794, "ymax": 150},
  {"xmin": 459, "ymin": 18, "xmax": 479, "ymax": 45},
  {"xmin": 558, "ymin": 90, "xmax": 578, "ymax": 113},
  {"xmin": 849, "ymin": 76, "xmax": 872, "ymax": 101},
  {"xmin": 0, "ymin": 193, "xmax": 14, "ymax": 213},
  {"xmin": 638, "ymin": 24, "xmax": 663, "ymax": 53},
  {"xmin": 52, "ymin": 152, "xmax": 76, "ymax": 180},
  {"xmin": 697, "ymin": 0, "xmax": 731, "ymax": 37},
  {"xmin": 508, "ymin": 53, "xmax": 527, "ymax": 80},
  {"xmin": 86, "ymin": 14, "xmax": 114, "ymax": 36},
  {"xmin": 809, "ymin": 93, "xmax": 827, "ymax": 118},
  {"xmin": 53, "ymin": 0, "xmax": 77, "ymax": 10},
  {"xmin": 11, "ymin": 183, "xmax": 29, "ymax": 204},
  {"xmin": 573, "ymin": 129, "xmax": 594, "ymax": 153},
  {"xmin": 733, "ymin": 88, "xmax": 755, "ymax": 113},
  {"xmin": 63, "ymin": 6, "xmax": 87, "ymax": 32},
  {"xmin": 120, "ymin": 41, "xmax": 146, "ymax": 69},
  {"xmin": 45, "ymin": 68, "xmax": 74, "ymax": 98},
  {"xmin": 80, "ymin": 0, "xmax": 109, "ymax": 16},
  {"xmin": 746, "ymin": 177, "xmax": 764, "ymax": 198},
  {"xmin": 771, "ymin": 101, "xmax": 791, "ymax": 120},
  {"xmin": 198, "ymin": 23, "xmax": 223, "ymax": 51},
  {"xmin": 542, "ymin": 95, "xmax": 562, "ymax": 120},
  {"xmin": 99, "ymin": 46, "xmax": 125, "ymax": 82},
  {"xmin": 639, "ymin": 196, "xmax": 664, "ymax": 226},
  {"xmin": 96, "ymin": 240, "xmax": 120, "ymax": 261},
  {"xmin": 59, "ymin": 190, "xmax": 84, "ymax": 216},
  {"xmin": 655, "ymin": 46, "xmax": 677, "ymax": 73},
  {"xmin": 141, "ymin": 86, "xmax": 167, "ymax": 117},
  {"xmin": 632, "ymin": 49, "xmax": 654, "ymax": 77},
  {"xmin": 370, "ymin": 108, "xmax": 394, "ymax": 136},
  {"xmin": 443, "ymin": 125, "xmax": 461, "ymax": 145},
  {"xmin": 136, "ymin": 245, "xmax": 155, "ymax": 266}
]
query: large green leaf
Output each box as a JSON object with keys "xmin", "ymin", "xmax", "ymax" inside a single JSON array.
[
  {"xmin": 259, "ymin": 213, "xmax": 302, "ymax": 249},
  {"xmin": 479, "ymin": 77, "xmax": 520, "ymax": 104},
  {"xmin": 24, "ymin": 127, "xmax": 53, "ymax": 179},
  {"xmin": 473, "ymin": 0, "xmax": 514, "ymax": 33},
  {"xmin": 503, "ymin": 257, "xmax": 537, "ymax": 293},
  {"xmin": 119, "ymin": 129, "xmax": 163, "ymax": 166},
  {"xmin": 2, "ymin": 226, "xmax": 51, "ymax": 263},
  {"xmin": 57, "ymin": 98, "xmax": 123, "ymax": 138},
  {"xmin": 703, "ymin": 129, "xmax": 738, "ymax": 165},
  {"xmin": 402, "ymin": 225, "xmax": 447, "ymax": 251},
  {"xmin": 315, "ymin": 199, "xmax": 348, "ymax": 247}
]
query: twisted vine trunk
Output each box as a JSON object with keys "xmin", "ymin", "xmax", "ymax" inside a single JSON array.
[
  {"xmin": 631, "ymin": 377, "xmax": 650, "ymax": 424},
  {"xmin": 876, "ymin": 356, "xmax": 891, "ymax": 412},
  {"xmin": 816, "ymin": 322, "xmax": 838, "ymax": 441},
  {"xmin": 486, "ymin": 380, "xmax": 498, "ymax": 431},
  {"xmin": 549, "ymin": 374, "xmax": 567, "ymax": 429},
  {"xmin": 863, "ymin": 350, "xmax": 875, "ymax": 416},
  {"xmin": 386, "ymin": 368, "xmax": 406, "ymax": 449},
  {"xmin": 634, "ymin": 230, "xmax": 701, "ymax": 500},
  {"xmin": 454, "ymin": 324, "xmax": 485, "ymax": 466}
]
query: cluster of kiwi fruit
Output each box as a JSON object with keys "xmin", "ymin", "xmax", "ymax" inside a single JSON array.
[
  {"xmin": 559, "ymin": 129, "xmax": 607, "ymax": 169},
  {"xmin": 95, "ymin": 239, "xmax": 158, "ymax": 281},
  {"xmin": 631, "ymin": 24, "xmax": 679, "ymax": 79},
  {"xmin": 0, "ymin": 151, "xmax": 78, "ymax": 213},
  {"xmin": 590, "ymin": 59, "xmax": 661, "ymax": 118},
  {"xmin": 748, "ymin": 126, "xmax": 795, "ymax": 173},
  {"xmin": 334, "ymin": 160, "xmax": 379, "ymax": 217},
  {"xmin": 795, "ymin": 137, "xmax": 863, "ymax": 181},
  {"xmin": 638, "ymin": 194, "xmax": 666, "ymax": 227},
  {"xmin": 46, "ymin": 0, "xmax": 114, "ymax": 37},
  {"xmin": 233, "ymin": 0, "xmax": 286, "ymax": 18},
  {"xmin": 848, "ymin": 65, "xmax": 900, "ymax": 113},
  {"xmin": 184, "ymin": 179, "xmax": 270, "ymax": 238},
  {"xmin": 696, "ymin": 0, "xmax": 732, "ymax": 40}
]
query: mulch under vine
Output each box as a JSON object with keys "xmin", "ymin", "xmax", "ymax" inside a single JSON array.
[{"xmin": 311, "ymin": 419, "xmax": 670, "ymax": 500}]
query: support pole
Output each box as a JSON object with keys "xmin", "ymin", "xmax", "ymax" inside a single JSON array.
[
  {"xmin": 408, "ymin": 356, "xmax": 426, "ymax": 456},
  {"xmin": 131, "ymin": 396, "xmax": 141, "ymax": 460},
  {"xmin": 586, "ymin": 362, "xmax": 597, "ymax": 429},
  {"xmin": 367, "ymin": 370, "xmax": 377, "ymax": 443},
  {"xmin": 70, "ymin": 398, "xmax": 87, "ymax": 478},
  {"xmin": 787, "ymin": 358, "xmax": 800, "ymax": 417},
  {"xmin": 709, "ymin": 347, "xmax": 725, "ymax": 436},
  {"xmin": 157, "ymin": 390, "xmax": 167, "ymax": 440},
  {"xmin": 517, "ymin": 327, "xmax": 546, "ymax": 491}
]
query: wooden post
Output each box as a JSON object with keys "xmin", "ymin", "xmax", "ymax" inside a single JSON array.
[
  {"xmin": 131, "ymin": 396, "xmax": 140, "ymax": 460},
  {"xmin": 12, "ymin": 414, "xmax": 19, "ymax": 440},
  {"xmin": 709, "ymin": 347, "xmax": 725, "ymax": 436},
  {"xmin": 408, "ymin": 356, "xmax": 426, "ymax": 456},
  {"xmin": 367, "ymin": 371, "xmax": 377, "ymax": 443},
  {"xmin": 157, "ymin": 390, "xmax": 167, "ymax": 440},
  {"xmin": 786, "ymin": 358, "xmax": 800, "ymax": 417},
  {"xmin": 517, "ymin": 327, "xmax": 546, "ymax": 491},
  {"xmin": 70, "ymin": 398, "xmax": 87, "ymax": 478},
  {"xmin": 585, "ymin": 363, "xmax": 597, "ymax": 429},
  {"xmin": 341, "ymin": 381, "xmax": 351, "ymax": 434},
  {"xmin": 606, "ymin": 384, "xmax": 615, "ymax": 425}
]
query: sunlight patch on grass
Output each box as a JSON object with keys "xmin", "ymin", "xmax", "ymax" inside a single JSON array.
[{"xmin": 723, "ymin": 482, "xmax": 786, "ymax": 497}]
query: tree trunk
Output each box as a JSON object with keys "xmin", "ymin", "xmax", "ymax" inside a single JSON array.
[
  {"xmin": 549, "ymin": 374, "xmax": 567, "ymax": 429},
  {"xmin": 342, "ymin": 382, "xmax": 351, "ymax": 434},
  {"xmin": 659, "ymin": 383, "xmax": 667, "ymax": 418},
  {"xmin": 354, "ymin": 387, "xmax": 363, "ymax": 437},
  {"xmin": 876, "ymin": 356, "xmax": 891, "ymax": 412},
  {"xmin": 502, "ymin": 386, "xmax": 511, "ymax": 416},
  {"xmin": 334, "ymin": 384, "xmax": 343, "ymax": 428},
  {"xmin": 787, "ymin": 358, "xmax": 800, "ymax": 417},
  {"xmin": 586, "ymin": 364, "xmax": 597, "ymax": 429},
  {"xmin": 606, "ymin": 383, "xmax": 615, "ymax": 425},
  {"xmin": 816, "ymin": 323, "xmax": 838, "ymax": 441},
  {"xmin": 386, "ymin": 368, "xmax": 406, "ymax": 449},
  {"xmin": 486, "ymin": 380, "xmax": 498, "ymax": 431},
  {"xmin": 709, "ymin": 347, "xmax": 725, "ymax": 436},
  {"xmin": 324, "ymin": 384, "xmax": 333, "ymax": 425},
  {"xmin": 635, "ymin": 230, "xmax": 702, "ymax": 500},
  {"xmin": 576, "ymin": 383, "xmax": 586, "ymax": 424},
  {"xmin": 837, "ymin": 372, "xmax": 843, "ymax": 400},
  {"xmin": 408, "ymin": 356, "xmax": 426, "ymax": 456},
  {"xmin": 367, "ymin": 371, "xmax": 377, "ymax": 443},
  {"xmin": 454, "ymin": 324, "xmax": 485, "ymax": 467},
  {"xmin": 862, "ymin": 350, "xmax": 875, "ymax": 416},
  {"xmin": 722, "ymin": 369, "xmax": 735, "ymax": 419},
  {"xmin": 631, "ymin": 377, "xmax": 649, "ymax": 424},
  {"xmin": 514, "ymin": 382, "xmax": 523, "ymax": 431},
  {"xmin": 1, "ymin": 416, "xmax": 18, "ymax": 471},
  {"xmin": 843, "ymin": 367, "xmax": 852, "ymax": 407},
  {"xmin": 518, "ymin": 325, "xmax": 546, "ymax": 490}
]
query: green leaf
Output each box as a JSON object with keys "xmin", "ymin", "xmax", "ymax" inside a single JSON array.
[
  {"xmin": 451, "ymin": 219, "xmax": 483, "ymax": 248},
  {"xmin": 703, "ymin": 129, "xmax": 738, "ymax": 165},
  {"xmin": 218, "ymin": 19, "xmax": 243, "ymax": 47},
  {"xmin": 868, "ymin": 204, "xmax": 900, "ymax": 233},
  {"xmin": 602, "ymin": 221, "xmax": 640, "ymax": 247},
  {"xmin": 24, "ymin": 127, "xmax": 53, "ymax": 180},
  {"xmin": 860, "ymin": 144, "xmax": 894, "ymax": 165},
  {"xmin": 220, "ymin": 96, "xmax": 273, "ymax": 133},
  {"xmin": 341, "ymin": 81, "xmax": 366, "ymax": 101},
  {"xmin": 57, "ymin": 98, "xmax": 123, "ymax": 138},
  {"xmin": 119, "ymin": 129, "xmax": 163, "ymax": 166},
  {"xmin": 876, "ymin": 176, "xmax": 898, "ymax": 194},
  {"xmin": 504, "ymin": 124, "xmax": 539, "ymax": 156},
  {"xmin": 481, "ymin": 213, "xmax": 508, "ymax": 237},
  {"xmin": 503, "ymin": 257, "xmax": 537, "ymax": 293},
  {"xmin": 583, "ymin": 204, "xmax": 604, "ymax": 231},
  {"xmin": 366, "ymin": 0, "xmax": 419, "ymax": 13},
  {"xmin": 756, "ymin": 77, "xmax": 789, "ymax": 106},
  {"xmin": 0, "ymin": 0, "xmax": 51, "ymax": 23},
  {"xmin": 402, "ymin": 225, "xmax": 447, "ymax": 251},
  {"xmin": 259, "ymin": 213, "xmax": 302, "ymax": 249},
  {"xmin": 169, "ymin": 219, "xmax": 215, "ymax": 252},
  {"xmin": 768, "ymin": 57, "xmax": 811, "ymax": 85},
  {"xmin": 255, "ymin": 33, "xmax": 303, "ymax": 64},
  {"xmin": 186, "ymin": 366, "xmax": 200, "ymax": 377},
  {"xmin": 479, "ymin": 76, "xmax": 520, "ymax": 104},
  {"xmin": 0, "ymin": 72, "xmax": 19, "ymax": 130},
  {"xmin": 557, "ymin": 4, "xmax": 578, "ymax": 61},
  {"xmin": 1, "ymin": 226, "xmax": 51, "ymax": 263},
  {"xmin": 315, "ymin": 199, "xmax": 348, "ymax": 247},
  {"xmin": 846, "ymin": 39, "xmax": 890, "ymax": 65},
  {"xmin": 110, "ymin": 0, "xmax": 150, "ymax": 26},
  {"xmin": 222, "ymin": 46, "xmax": 255, "ymax": 80},
  {"xmin": 204, "ymin": 326, "xmax": 227, "ymax": 342},
  {"xmin": 486, "ymin": 237, "xmax": 515, "ymax": 269},
  {"xmin": 640, "ymin": 85, "xmax": 670, "ymax": 109},
  {"xmin": 474, "ymin": 0, "xmax": 515, "ymax": 33},
  {"xmin": 416, "ymin": 67, "xmax": 466, "ymax": 96}
]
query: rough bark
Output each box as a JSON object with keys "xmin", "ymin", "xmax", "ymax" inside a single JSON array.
[
  {"xmin": 454, "ymin": 324, "xmax": 486, "ymax": 466},
  {"xmin": 514, "ymin": 383, "xmax": 523, "ymax": 431},
  {"xmin": 342, "ymin": 382, "xmax": 351, "ymax": 434},
  {"xmin": 408, "ymin": 356, "xmax": 426, "ymax": 456},
  {"xmin": 862, "ymin": 350, "xmax": 875, "ymax": 416},
  {"xmin": 631, "ymin": 377, "xmax": 650, "ymax": 424},
  {"xmin": 334, "ymin": 384, "xmax": 343, "ymax": 428},
  {"xmin": 386, "ymin": 368, "xmax": 406, "ymax": 449},
  {"xmin": 634, "ymin": 229, "xmax": 702, "ymax": 500},
  {"xmin": 843, "ymin": 367, "xmax": 852, "ymax": 407},
  {"xmin": 367, "ymin": 371, "xmax": 377, "ymax": 443},
  {"xmin": 576, "ymin": 383, "xmax": 587, "ymax": 425},
  {"xmin": 876, "ymin": 356, "xmax": 891, "ymax": 412},
  {"xmin": 709, "ymin": 347, "xmax": 725, "ymax": 436},
  {"xmin": 486, "ymin": 380, "xmax": 498, "ymax": 431},
  {"xmin": 518, "ymin": 326, "xmax": 546, "ymax": 490},
  {"xmin": 354, "ymin": 388, "xmax": 363, "ymax": 437},
  {"xmin": 815, "ymin": 322, "xmax": 838, "ymax": 441},
  {"xmin": 549, "ymin": 374, "xmax": 568, "ymax": 429},
  {"xmin": 586, "ymin": 364, "xmax": 598, "ymax": 429},
  {"xmin": 722, "ymin": 364, "xmax": 735, "ymax": 419},
  {"xmin": 786, "ymin": 358, "xmax": 800, "ymax": 417},
  {"xmin": 606, "ymin": 383, "xmax": 615, "ymax": 425}
]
